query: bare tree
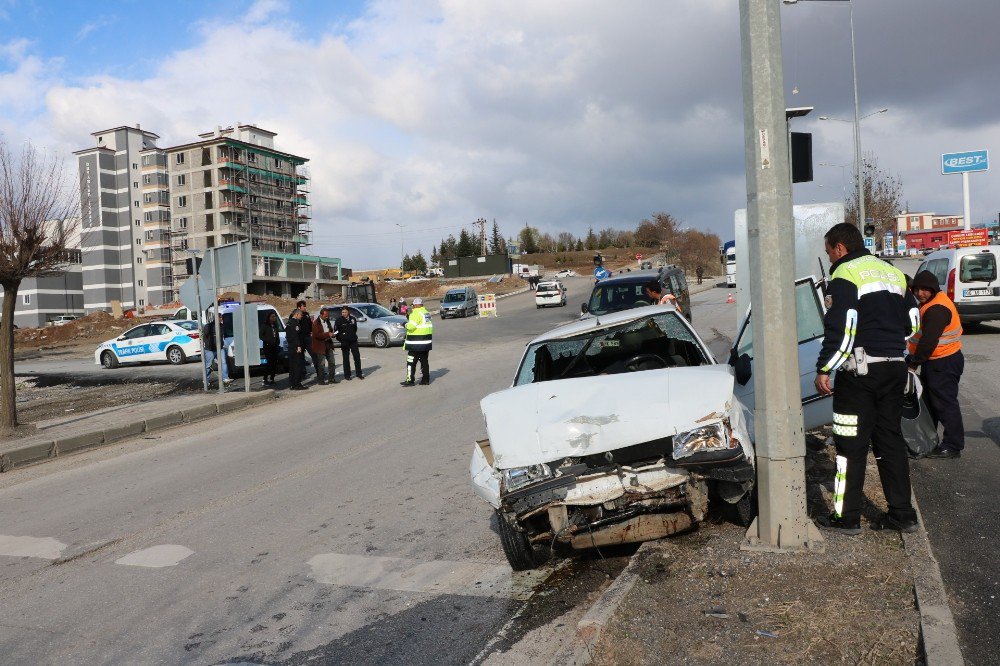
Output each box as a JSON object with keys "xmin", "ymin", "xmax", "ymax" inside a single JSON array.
[
  {"xmin": 0, "ymin": 139, "xmax": 78, "ymax": 434},
  {"xmin": 846, "ymin": 151, "xmax": 903, "ymax": 244}
]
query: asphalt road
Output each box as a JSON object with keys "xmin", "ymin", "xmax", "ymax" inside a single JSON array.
[{"xmin": 0, "ymin": 277, "xmax": 613, "ymax": 665}]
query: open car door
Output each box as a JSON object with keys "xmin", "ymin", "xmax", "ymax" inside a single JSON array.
[{"xmin": 729, "ymin": 276, "xmax": 833, "ymax": 431}]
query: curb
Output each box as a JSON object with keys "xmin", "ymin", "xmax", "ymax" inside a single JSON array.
[
  {"xmin": 0, "ymin": 390, "xmax": 278, "ymax": 473},
  {"xmin": 553, "ymin": 542, "xmax": 654, "ymax": 665},
  {"xmin": 904, "ymin": 493, "xmax": 965, "ymax": 665}
]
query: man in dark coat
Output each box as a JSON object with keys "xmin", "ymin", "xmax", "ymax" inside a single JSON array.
[
  {"xmin": 285, "ymin": 309, "xmax": 308, "ymax": 390},
  {"xmin": 334, "ymin": 306, "xmax": 364, "ymax": 380},
  {"xmin": 295, "ymin": 300, "xmax": 314, "ymax": 380}
]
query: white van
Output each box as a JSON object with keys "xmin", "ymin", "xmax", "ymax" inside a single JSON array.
[{"xmin": 916, "ymin": 245, "xmax": 1000, "ymax": 323}]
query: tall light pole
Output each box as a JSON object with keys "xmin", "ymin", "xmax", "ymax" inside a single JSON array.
[
  {"xmin": 395, "ymin": 223, "xmax": 404, "ymax": 275},
  {"xmin": 739, "ymin": 0, "xmax": 822, "ymax": 553},
  {"xmin": 783, "ymin": 0, "xmax": 868, "ymax": 229}
]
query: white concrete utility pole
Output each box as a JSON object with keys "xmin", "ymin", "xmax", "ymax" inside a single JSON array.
[{"xmin": 738, "ymin": 0, "xmax": 823, "ymax": 552}]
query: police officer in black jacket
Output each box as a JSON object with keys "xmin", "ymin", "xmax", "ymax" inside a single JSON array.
[
  {"xmin": 334, "ymin": 306, "xmax": 364, "ymax": 380},
  {"xmin": 285, "ymin": 309, "xmax": 308, "ymax": 390},
  {"xmin": 295, "ymin": 300, "xmax": 314, "ymax": 380}
]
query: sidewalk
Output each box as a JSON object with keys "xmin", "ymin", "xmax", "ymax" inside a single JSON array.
[{"xmin": 0, "ymin": 389, "xmax": 276, "ymax": 472}]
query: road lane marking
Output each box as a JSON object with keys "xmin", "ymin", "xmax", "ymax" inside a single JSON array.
[
  {"xmin": 306, "ymin": 553, "xmax": 548, "ymax": 599},
  {"xmin": 115, "ymin": 545, "xmax": 194, "ymax": 568},
  {"xmin": 0, "ymin": 534, "xmax": 67, "ymax": 560}
]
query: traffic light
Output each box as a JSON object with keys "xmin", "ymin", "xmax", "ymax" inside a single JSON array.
[{"xmin": 864, "ymin": 222, "xmax": 876, "ymax": 237}]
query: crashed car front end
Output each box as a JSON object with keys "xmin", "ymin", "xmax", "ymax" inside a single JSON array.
[{"xmin": 470, "ymin": 365, "xmax": 755, "ymax": 568}]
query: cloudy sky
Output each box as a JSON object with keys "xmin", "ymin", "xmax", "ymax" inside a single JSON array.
[{"xmin": 1, "ymin": 0, "xmax": 998, "ymax": 268}]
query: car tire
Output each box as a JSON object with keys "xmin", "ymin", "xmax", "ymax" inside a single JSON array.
[
  {"xmin": 101, "ymin": 351, "xmax": 120, "ymax": 369},
  {"xmin": 372, "ymin": 330, "xmax": 389, "ymax": 348},
  {"xmin": 497, "ymin": 510, "xmax": 548, "ymax": 571},
  {"xmin": 735, "ymin": 487, "xmax": 758, "ymax": 528},
  {"xmin": 166, "ymin": 345, "xmax": 186, "ymax": 365}
]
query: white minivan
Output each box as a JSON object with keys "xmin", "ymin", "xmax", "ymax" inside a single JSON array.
[{"xmin": 916, "ymin": 245, "xmax": 1000, "ymax": 324}]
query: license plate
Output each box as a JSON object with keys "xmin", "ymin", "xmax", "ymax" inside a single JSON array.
[{"xmin": 964, "ymin": 288, "xmax": 992, "ymax": 297}]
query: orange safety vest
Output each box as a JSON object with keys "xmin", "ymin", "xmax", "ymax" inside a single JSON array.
[{"xmin": 908, "ymin": 291, "xmax": 962, "ymax": 359}]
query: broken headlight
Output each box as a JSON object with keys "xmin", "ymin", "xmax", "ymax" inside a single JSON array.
[
  {"xmin": 672, "ymin": 421, "xmax": 738, "ymax": 459},
  {"xmin": 502, "ymin": 464, "xmax": 553, "ymax": 492}
]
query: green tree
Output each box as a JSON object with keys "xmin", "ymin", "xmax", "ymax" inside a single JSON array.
[
  {"xmin": 489, "ymin": 219, "xmax": 507, "ymax": 254},
  {"xmin": 412, "ymin": 251, "xmax": 428, "ymax": 273},
  {"xmin": 430, "ymin": 244, "xmax": 440, "ymax": 266},
  {"xmin": 846, "ymin": 151, "xmax": 904, "ymax": 243},
  {"xmin": 518, "ymin": 224, "xmax": 540, "ymax": 254},
  {"xmin": 575, "ymin": 239, "xmax": 584, "ymax": 251},
  {"xmin": 584, "ymin": 227, "xmax": 598, "ymax": 250},
  {"xmin": 457, "ymin": 228, "xmax": 476, "ymax": 256},
  {"xmin": 401, "ymin": 253, "xmax": 414, "ymax": 272}
]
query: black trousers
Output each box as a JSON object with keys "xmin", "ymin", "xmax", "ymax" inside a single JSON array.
[
  {"xmin": 341, "ymin": 341, "xmax": 362, "ymax": 378},
  {"xmin": 831, "ymin": 361, "xmax": 916, "ymax": 524},
  {"xmin": 289, "ymin": 349, "xmax": 305, "ymax": 387},
  {"xmin": 262, "ymin": 343, "xmax": 281, "ymax": 381},
  {"xmin": 921, "ymin": 351, "xmax": 965, "ymax": 452},
  {"xmin": 406, "ymin": 350, "xmax": 430, "ymax": 383}
]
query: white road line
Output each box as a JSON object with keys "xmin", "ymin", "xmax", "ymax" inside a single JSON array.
[
  {"xmin": 307, "ymin": 553, "xmax": 548, "ymax": 599},
  {"xmin": 0, "ymin": 534, "xmax": 67, "ymax": 560},
  {"xmin": 114, "ymin": 545, "xmax": 194, "ymax": 568}
]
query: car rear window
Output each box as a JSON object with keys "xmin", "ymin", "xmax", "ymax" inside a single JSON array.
[
  {"xmin": 176, "ymin": 321, "xmax": 199, "ymax": 331},
  {"xmin": 960, "ymin": 252, "xmax": 997, "ymax": 283}
]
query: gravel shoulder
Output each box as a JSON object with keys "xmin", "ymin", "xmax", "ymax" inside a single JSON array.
[{"xmin": 589, "ymin": 434, "xmax": 921, "ymax": 665}]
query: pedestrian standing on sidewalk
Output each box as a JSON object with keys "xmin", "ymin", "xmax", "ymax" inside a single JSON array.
[
  {"xmin": 814, "ymin": 222, "xmax": 921, "ymax": 535},
  {"xmin": 906, "ymin": 270, "xmax": 965, "ymax": 459},
  {"xmin": 401, "ymin": 297, "xmax": 433, "ymax": 387},
  {"xmin": 201, "ymin": 315, "xmax": 233, "ymax": 388},
  {"xmin": 294, "ymin": 300, "xmax": 314, "ymax": 380},
  {"xmin": 311, "ymin": 307, "xmax": 338, "ymax": 385},
  {"xmin": 696, "ymin": 265, "xmax": 704, "ymax": 285},
  {"xmin": 285, "ymin": 309, "xmax": 308, "ymax": 391},
  {"xmin": 390, "ymin": 298, "xmax": 398, "ymax": 314},
  {"xmin": 334, "ymin": 306, "xmax": 364, "ymax": 380},
  {"xmin": 259, "ymin": 311, "xmax": 281, "ymax": 386}
]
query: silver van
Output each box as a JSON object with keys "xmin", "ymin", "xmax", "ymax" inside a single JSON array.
[
  {"xmin": 440, "ymin": 287, "xmax": 479, "ymax": 318},
  {"xmin": 917, "ymin": 245, "xmax": 1000, "ymax": 323}
]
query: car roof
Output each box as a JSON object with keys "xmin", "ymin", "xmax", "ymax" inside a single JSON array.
[
  {"xmin": 527, "ymin": 303, "xmax": 680, "ymax": 345},
  {"xmin": 596, "ymin": 269, "xmax": 662, "ymax": 285},
  {"xmin": 925, "ymin": 244, "xmax": 999, "ymax": 259}
]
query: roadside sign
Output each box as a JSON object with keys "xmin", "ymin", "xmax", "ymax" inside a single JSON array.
[
  {"xmin": 477, "ymin": 293, "xmax": 497, "ymax": 317},
  {"xmin": 232, "ymin": 303, "xmax": 262, "ymax": 365},
  {"xmin": 864, "ymin": 237, "xmax": 874, "ymax": 249},
  {"xmin": 205, "ymin": 241, "xmax": 252, "ymax": 288},
  {"xmin": 594, "ymin": 266, "xmax": 611, "ymax": 280},
  {"xmin": 883, "ymin": 232, "xmax": 893, "ymax": 251},
  {"xmin": 950, "ymin": 228, "xmax": 989, "ymax": 248},
  {"xmin": 897, "ymin": 239, "xmax": 906, "ymax": 253},
  {"xmin": 179, "ymin": 273, "xmax": 214, "ymax": 314},
  {"xmin": 941, "ymin": 149, "xmax": 989, "ymax": 175}
]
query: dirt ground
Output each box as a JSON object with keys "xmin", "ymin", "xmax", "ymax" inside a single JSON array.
[
  {"xmin": 590, "ymin": 434, "xmax": 922, "ymax": 665},
  {"xmin": 12, "ymin": 374, "xmax": 202, "ymax": 431}
]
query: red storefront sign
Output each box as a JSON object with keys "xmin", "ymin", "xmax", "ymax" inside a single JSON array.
[{"xmin": 949, "ymin": 228, "xmax": 990, "ymax": 248}]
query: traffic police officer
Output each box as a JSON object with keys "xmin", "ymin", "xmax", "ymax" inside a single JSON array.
[
  {"xmin": 907, "ymin": 270, "xmax": 964, "ymax": 459},
  {"xmin": 814, "ymin": 223, "xmax": 920, "ymax": 534},
  {"xmin": 401, "ymin": 297, "xmax": 433, "ymax": 386}
]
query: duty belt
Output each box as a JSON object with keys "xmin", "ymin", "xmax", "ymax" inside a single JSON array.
[{"xmin": 864, "ymin": 355, "xmax": 905, "ymax": 363}]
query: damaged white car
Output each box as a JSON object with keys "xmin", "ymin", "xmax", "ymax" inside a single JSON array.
[{"xmin": 471, "ymin": 279, "xmax": 831, "ymax": 570}]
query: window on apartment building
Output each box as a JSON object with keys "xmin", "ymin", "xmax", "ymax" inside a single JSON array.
[
  {"xmin": 136, "ymin": 239, "xmax": 142, "ymax": 245},
  {"xmin": 137, "ymin": 257, "xmax": 143, "ymax": 264},
  {"xmin": 204, "ymin": 192, "xmax": 213, "ymax": 208},
  {"xmin": 249, "ymin": 195, "xmax": 258, "ymax": 204},
  {"xmin": 203, "ymin": 170, "xmax": 212, "ymax": 187},
  {"xmin": 178, "ymin": 196, "xmax": 187, "ymax": 207},
  {"xmin": 22, "ymin": 294, "xmax": 30, "ymax": 305},
  {"xmin": 136, "ymin": 219, "xmax": 142, "ymax": 226},
  {"xmin": 275, "ymin": 159, "xmax": 283, "ymax": 168},
  {"xmin": 134, "ymin": 200, "xmax": 139, "ymax": 208},
  {"xmin": 275, "ymin": 200, "xmax": 283, "ymax": 209},
  {"xmin": 247, "ymin": 153, "xmax": 257, "ymax": 164},
  {"xmin": 201, "ymin": 148, "xmax": 211, "ymax": 166},
  {"xmin": 179, "ymin": 239, "xmax": 188, "ymax": 250},
  {"xmin": 133, "ymin": 181, "xmax": 138, "ymax": 189},
  {"xmin": 142, "ymin": 174, "xmax": 152, "ymax": 185},
  {"xmin": 138, "ymin": 280, "xmax": 144, "ymax": 287},
  {"xmin": 176, "ymin": 153, "xmax": 185, "ymax": 164},
  {"xmin": 177, "ymin": 174, "xmax": 186, "ymax": 186},
  {"xmin": 139, "ymin": 299, "xmax": 144, "ymax": 307},
  {"xmin": 146, "ymin": 230, "xmax": 154, "ymax": 241},
  {"xmin": 251, "ymin": 216, "xmax": 259, "ymax": 226},
  {"xmin": 278, "ymin": 241, "xmax": 286, "ymax": 251},
  {"xmin": 132, "ymin": 162, "xmax": 138, "ymax": 170},
  {"xmin": 178, "ymin": 217, "xmax": 188, "ymax": 230}
]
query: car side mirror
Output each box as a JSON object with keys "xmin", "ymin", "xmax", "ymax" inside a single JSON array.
[
  {"xmin": 581, "ymin": 303, "xmax": 589, "ymax": 314},
  {"xmin": 733, "ymin": 352, "xmax": 753, "ymax": 386},
  {"xmin": 358, "ymin": 316, "xmax": 367, "ymax": 322},
  {"xmin": 117, "ymin": 336, "xmax": 126, "ymax": 341}
]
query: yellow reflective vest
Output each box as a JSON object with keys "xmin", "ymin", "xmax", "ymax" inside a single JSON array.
[{"xmin": 404, "ymin": 306, "xmax": 433, "ymax": 351}]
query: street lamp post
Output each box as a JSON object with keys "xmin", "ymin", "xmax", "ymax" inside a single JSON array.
[
  {"xmin": 395, "ymin": 223, "xmax": 404, "ymax": 275},
  {"xmin": 783, "ymin": 0, "xmax": 868, "ymax": 229}
]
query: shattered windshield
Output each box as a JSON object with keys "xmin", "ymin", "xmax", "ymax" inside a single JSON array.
[{"xmin": 514, "ymin": 312, "xmax": 709, "ymax": 386}]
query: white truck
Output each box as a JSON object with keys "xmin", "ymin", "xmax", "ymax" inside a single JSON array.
[{"xmin": 512, "ymin": 263, "xmax": 540, "ymax": 278}]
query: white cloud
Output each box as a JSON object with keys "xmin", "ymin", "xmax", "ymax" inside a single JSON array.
[{"xmin": 1, "ymin": 0, "xmax": 997, "ymax": 268}]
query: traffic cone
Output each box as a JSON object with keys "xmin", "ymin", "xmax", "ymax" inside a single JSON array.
[{"xmin": 726, "ymin": 293, "xmax": 735, "ymax": 304}]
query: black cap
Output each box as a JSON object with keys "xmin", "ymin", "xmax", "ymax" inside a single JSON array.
[{"xmin": 911, "ymin": 270, "xmax": 940, "ymax": 294}]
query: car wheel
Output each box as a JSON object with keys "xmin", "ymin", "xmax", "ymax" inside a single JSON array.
[
  {"xmin": 497, "ymin": 510, "xmax": 548, "ymax": 571},
  {"xmin": 101, "ymin": 351, "xmax": 120, "ymax": 369},
  {"xmin": 536, "ymin": 304, "xmax": 541, "ymax": 309},
  {"xmin": 735, "ymin": 487, "xmax": 758, "ymax": 527},
  {"xmin": 166, "ymin": 345, "xmax": 186, "ymax": 365},
  {"xmin": 372, "ymin": 330, "xmax": 389, "ymax": 348}
]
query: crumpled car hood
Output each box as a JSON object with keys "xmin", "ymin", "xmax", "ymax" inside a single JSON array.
[{"xmin": 481, "ymin": 365, "xmax": 736, "ymax": 469}]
